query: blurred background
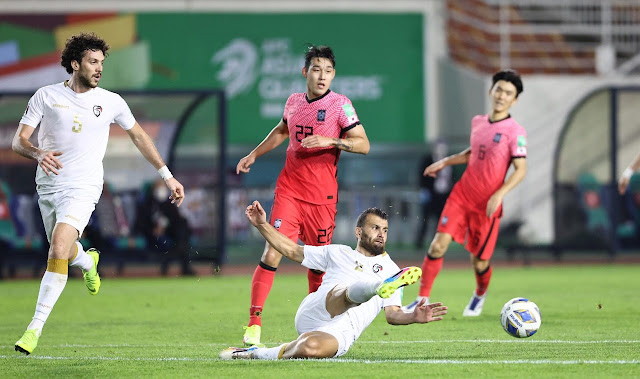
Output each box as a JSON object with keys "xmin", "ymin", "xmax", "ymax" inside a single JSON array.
[{"xmin": 1, "ymin": 0, "xmax": 640, "ymax": 278}]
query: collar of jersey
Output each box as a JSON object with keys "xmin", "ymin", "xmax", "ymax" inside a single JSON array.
[
  {"xmin": 63, "ymin": 80, "xmax": 95, "ymax": 97},
  {"xmin": 488, "ymin": 114, "xmax": 511, "ymax": 124},
  {"xmin": 305, "ymin": 89, "xmax": 331, "ymax": 103}
]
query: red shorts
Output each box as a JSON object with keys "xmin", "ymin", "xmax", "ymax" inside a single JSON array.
[
  {"xmin": 436, "ymin": 198, "xmax": 501, "ymax": 260},
  {"xmin": 269, "ymin": 193, "xmax": 337, "ymax": 245}
]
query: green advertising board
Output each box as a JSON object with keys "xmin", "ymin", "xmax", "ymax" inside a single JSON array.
[{"xmin": 136, "ymin": 13, "xmax": 424, "ymax": 144}]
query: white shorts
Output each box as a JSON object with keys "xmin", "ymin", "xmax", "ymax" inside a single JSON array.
[
  {"xmin": 294, "ymin": 286, "xmax": 371, "ymax": 357},
  {"xmin": 38, "ymin": 189, "xmax": 99, "ymax": 242}
]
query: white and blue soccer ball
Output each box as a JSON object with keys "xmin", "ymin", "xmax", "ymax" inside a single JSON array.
[{"xmin": 500, "ymin": 297, "xmax": 541, "ymax": 338}]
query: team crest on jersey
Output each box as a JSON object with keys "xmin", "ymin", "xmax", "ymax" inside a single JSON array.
[
  {"xmin": 274, "ymin": 219, "xmax": 282, "ymax": 229},
  {"xmin": 354, "ymin": 261, "xmax": 364, "ymax": 272},
  {"xmin": 317, "ymin": 109, "xmax": 326, "ymax": 121},
  {"xmin": 372, "ymin": 263, "xmax": 383, "ymax": 273},
  {"xmin": 93, "ymin": 105, "xmax": 102, "ymax": 117},
  {"xmin": 493, "ymin": 133, "xmax": 502, "ymax": 143},
  {"xmin": 441, "ymin": 216, "xmax": 448, "ymax": 225}
]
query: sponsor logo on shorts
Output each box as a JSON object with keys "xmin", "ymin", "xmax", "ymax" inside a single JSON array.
[
  {"xmin": 372, "ymin": 263, "xmax": 383, "ymax": 273},
  {"xmin": 274, "ymin": 219, "xmax": 282, "ymax": 229},
  {"xmin": 317, "ymin": 109, "xmax": 326, "ymax": 121},
  {"xmin": 441, "ymin": 216, "xmax": 448, "ymax": 225},
  {"xmin": 65, "ymin": 214, "xmax": 80, "ymax": 222},
  {"xmin": 493, "ymin": 133, "xmax": 502, "ymax": 143}
]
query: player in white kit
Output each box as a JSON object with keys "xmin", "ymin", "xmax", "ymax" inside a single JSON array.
[
  {"xmin": 12, "ymin": 33, "xmax": 185, "ymax": 355},
  {"xmin": 220, "ymin": 201, "xmax": 448, "ymax": 360}
]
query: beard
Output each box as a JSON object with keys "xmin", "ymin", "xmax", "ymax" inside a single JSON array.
[
  {"xmin": 359, "ymin": 233, "xmax": 385, "ymax": 256},
  {"xmin": 78, "ymin": 71, "xmax": 98, "ymax": 88}
]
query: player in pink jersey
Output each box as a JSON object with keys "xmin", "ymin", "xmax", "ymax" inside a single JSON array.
[
  {"xmin": 405, "ymin": 70, "xmax": 527, "ymax": 317},
  {"xmin": 236, "ymin": 45, "xmax": 370, "ymax": 346}
]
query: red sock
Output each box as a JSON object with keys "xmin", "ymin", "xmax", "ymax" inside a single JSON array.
[
  {"xmin": 418, "ymin": 255, "xmax": 443, "ymax": 297},
  {"xmin": 248, "ymin": 263, "xmax": 277, "ymax": 327},
  {"xmin": 307, "ymin": 269, "xmax": 325, "ymax": 293},
  {"xmin": 475, "ymin": 265, "xmax": 493, "ymax": 296}
]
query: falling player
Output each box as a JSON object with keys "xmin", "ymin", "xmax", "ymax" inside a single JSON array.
[
  {"xmin": 220, "ymin": 201, "xmax": 447, "ymax": 360},
  {"xmin": 236, "ymin": 45, "xmax": 370, "ymax": 346},
  {"xmin": 406, "ymin": 69, "xmax": 527, "ymax": 317},
  {"xmin": 12, "ymin": 33, "xmax": 185, "ymax": 355}
]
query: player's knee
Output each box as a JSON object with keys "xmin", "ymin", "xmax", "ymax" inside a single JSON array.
[
  {"xmin": 48, "ymin": 243, "xmax": 70, "ymax": 259},
  {"xmin": 261, "ymin": 246, "xmax": 283, "ymax": 267},
  {"xmin": 473, "ymin": 259, "xmax": 490, "ymax": 273},
  {"xmin": 298, "ymin": 336, "xmax": 332, "ymax": 358},
  {"xmin": 428, "ymin": 240, "xmax": 447, "ymax": 258}
]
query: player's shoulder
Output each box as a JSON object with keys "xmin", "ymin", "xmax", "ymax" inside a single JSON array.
[
  {"xmin": 326, "ymin": 90, "xmax": 353, "ymax": 105},
  {"xmin": 36, "ymin": 82, "xmax": 66, "ymax": 95},
  {"xmin": 508, "ymin": 117, "xmax": 526, "ymax": 132},
  {"xmin": 471, "ymin": 114, "xmax": 489, "ymax": 124},
  {"xmin": 287, "ymin": 92, "xmax": 306, "ymax": 103}
]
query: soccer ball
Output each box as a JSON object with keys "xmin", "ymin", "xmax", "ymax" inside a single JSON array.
[{"xmin": 500, "ymin": 297, "xmax": 541, "ymax": 338}]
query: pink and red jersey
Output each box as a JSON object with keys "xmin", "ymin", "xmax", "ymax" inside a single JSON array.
[
  {"xmin": 451, "ymin": 115, "xmax": 527, "ymax": 212},
  {"xmin": 275, "ymin": 90, "xmax": 360, "ymax": 205}
]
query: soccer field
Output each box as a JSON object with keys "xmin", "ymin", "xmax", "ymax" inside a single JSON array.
[{"xmin": 1, "ymin": 264, "xmax": 639, "ymax": 377}]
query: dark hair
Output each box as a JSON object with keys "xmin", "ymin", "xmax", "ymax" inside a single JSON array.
[
  {"xmin": 356, "ymin": 208, "xmax": 388, "ymax": 228},
  {"xmin": 304, "ymin": 45, "xmax": 335, "ymax": 69},
  {"xmin": 60, "ymin": 33, "xmax": 110, "ymax": 74},
  {"xmin": 492, "ymin": 69, "xmax": 523, "ymax": 97}
]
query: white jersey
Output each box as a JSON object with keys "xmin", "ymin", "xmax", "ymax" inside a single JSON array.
[
  {"xmin": 299, "ymin": 244, "xmax": 402, "ymax": 329},
  {"xmin": 20, "ymin": 81, "xmax": 136, "ymax": 196}
]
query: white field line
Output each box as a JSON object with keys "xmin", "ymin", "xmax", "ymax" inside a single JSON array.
[
  {"xmin": 0, "ymin": 355, "xmax": 639, "ymax": 365},
  {"xmin": 2, "ymin": 339, "xmax": 639, "ymax": 349}
]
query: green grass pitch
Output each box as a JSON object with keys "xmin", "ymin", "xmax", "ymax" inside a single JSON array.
[{"xmin": 1, "ymin": 263, "xmax": 639, "ymax": 377}]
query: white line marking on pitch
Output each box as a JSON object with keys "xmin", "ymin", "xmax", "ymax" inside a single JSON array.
[
  {"xmin": 0, "ymin": 355, "xmax": 638, "ymax": 364},
  {"xmin": 1, "ymin": 340, "xmax": 639, "ymax": 349}
]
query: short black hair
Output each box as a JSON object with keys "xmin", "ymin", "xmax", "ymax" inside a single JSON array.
[
  {"xmin": 304, "ymin": 45, "xmax": 335, "ymax": 69},
  {"xmin": 492, "ymin": 69, "xmax": 523, "ymax": 97},
  {"xmin": 60, "ymin": 33, "xmax": 109, "ymax": 74},
  {"xmin": 356, "ymin": 208, "xmax": 388, "ymax": 228}
]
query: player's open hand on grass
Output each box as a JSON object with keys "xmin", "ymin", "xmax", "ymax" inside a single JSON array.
[
  {"xmin": 301, "ymin": 135, "xmax": 333, "ymax": 149},
  {"xmin": 237, "ymin": 153, "xmax": 256, "ymax": 174},
  {"xmin": 486, "ymin": 191, "xmax": 504, "ymax": 217},
  {"xmin": 245, "ymin": 200, "xmax": 267, "ymax": 227},
  {"xmin": 412, "ymin": 299, "xmax": 448, "ymax": 324},
  {"xmin": 165, "ymin": 177, "xmax": 185, "ymax": 207},
  {"xmin": 37, "ymin": 149, "xmax": 63, "ymax": 176},
  {"xmin": 423, "ymin": 160, "xmax": 445, "ymax": 178}
]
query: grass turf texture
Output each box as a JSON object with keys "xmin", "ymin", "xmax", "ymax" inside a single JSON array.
[{"xmin": 1, "ymin": 264, "xmax": 639, "ymax": 377}]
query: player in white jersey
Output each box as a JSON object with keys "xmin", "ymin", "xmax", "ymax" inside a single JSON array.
[
  {"xmin": 11, "ymin": 33, "xmax": 185, "ymax": 355},
  {"xmin": 220, "ymin": 201, "xmax": 448, "ymax": 360}
]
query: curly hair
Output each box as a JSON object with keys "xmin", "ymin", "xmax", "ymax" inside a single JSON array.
[{"xmin": 60, "ymin": 33, "xmax": 110, "ymax": 74}]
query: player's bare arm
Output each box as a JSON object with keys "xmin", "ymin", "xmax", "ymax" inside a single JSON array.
[
  {"xmin": 300, "ymin": 124, "xmax": 370, "ymax": 154},
  {"xmin": 245, "ymin": 200, "xmax": 305, "ymax": 263},
  {"xmin": 486, "ymin": 157, "xmax": 527, "ymax": 217},
  {"xmin": 12, "ymin": 123, "xmax": 63, "ymax": 176},
  {"xmin": 619, "ymin": 152, "xmax": 640, "ymax": 194},
  {"xmin": 424, "ymin": 147, "xmax": 471, "ymax": 177},
  {"xmin": 384, "ymin": 299, "xmax": 448, "ymax": 325},
  {"xmin": 237, "ymin": 119, "xmax": 289, "ymax": 174},
  {"xmin": 126, "ymin": 123, "xmax": 185, "ymax": 207}
]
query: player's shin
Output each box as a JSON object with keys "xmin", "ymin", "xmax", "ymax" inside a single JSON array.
[{"xmin": 27, "ymin": 259, "xmax": 69, "ymax": 333}]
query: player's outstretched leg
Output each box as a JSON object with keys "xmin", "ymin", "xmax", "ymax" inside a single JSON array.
[
  {"xmin": 82, "ymin": 248, "xmax": 101, "ymax": 295},
  {"xmin": 376, "ymin": 266, "xmax": 422, "ymax": 299}
]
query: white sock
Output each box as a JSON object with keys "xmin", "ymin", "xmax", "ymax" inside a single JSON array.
[
  {"xmin": 27, "ymin": 271, "xmax": 68, "ymax": 335},
  {"xmin": 253, "ymin": 344, "xmax": 287, "ymax": 360},
  {"xmin": 346, "ymin": 279, "xmax": 382, "ymax": 304},
  {"xmin": 69, "ymin": 242, "xmax": 93, "ymax": 271}
]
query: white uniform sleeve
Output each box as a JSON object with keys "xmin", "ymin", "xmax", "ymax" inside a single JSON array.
[
  {"xmin": 113, "ymin": 94, "xmax": 136, "ymax": 130},
  {"xmin": 20, "ymin": 88, "xmax": 45, "ymax": 128},
  {"xmin": 301, "ymin": 245, "xmax": 330, "ymax": 272}
]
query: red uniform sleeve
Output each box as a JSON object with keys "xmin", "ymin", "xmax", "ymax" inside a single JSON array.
[
  {"xmin": 511, "ymin": 126, "xmax": 527, "ymax": 158},
  {"xmin": 282, "ymin": 95, "xmax": 294, "ymax": 124},
  {"xmin": 337, "ymin": 97, "xmax": 360, "ymax": 130}
]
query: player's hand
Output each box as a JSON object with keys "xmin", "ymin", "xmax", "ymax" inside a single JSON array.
[
  {"xmin": 165, "ymin": 177, "xmax": 185, "ymax": 207},
  {"xmin": 236, "ymin": 154, "xmax": 256, "ymax": 174},
  {"xmin": 36, "ymin": 150, "xmax": 63, "ymax": 176},
  {"xmin": 486, "ymin": 192, "xmax": 503, "ymax": 217},
  {"xmin": 619, "ymin": 176, "xmax": 630, "ymax": 195},
  {"xmin": 412, "ymin": 299, "xmax": 448, "ymax": 323},
  {"xmin": 301, "ymin": 135, "xmax": 333, "ymax": 149},
  {"xmin": 423, "ymin": 160, "xmax": 445, "ymax": 178},
  {"xmin": 245, "ymin": 200, "xmax": 267, "ymax": 226}
]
